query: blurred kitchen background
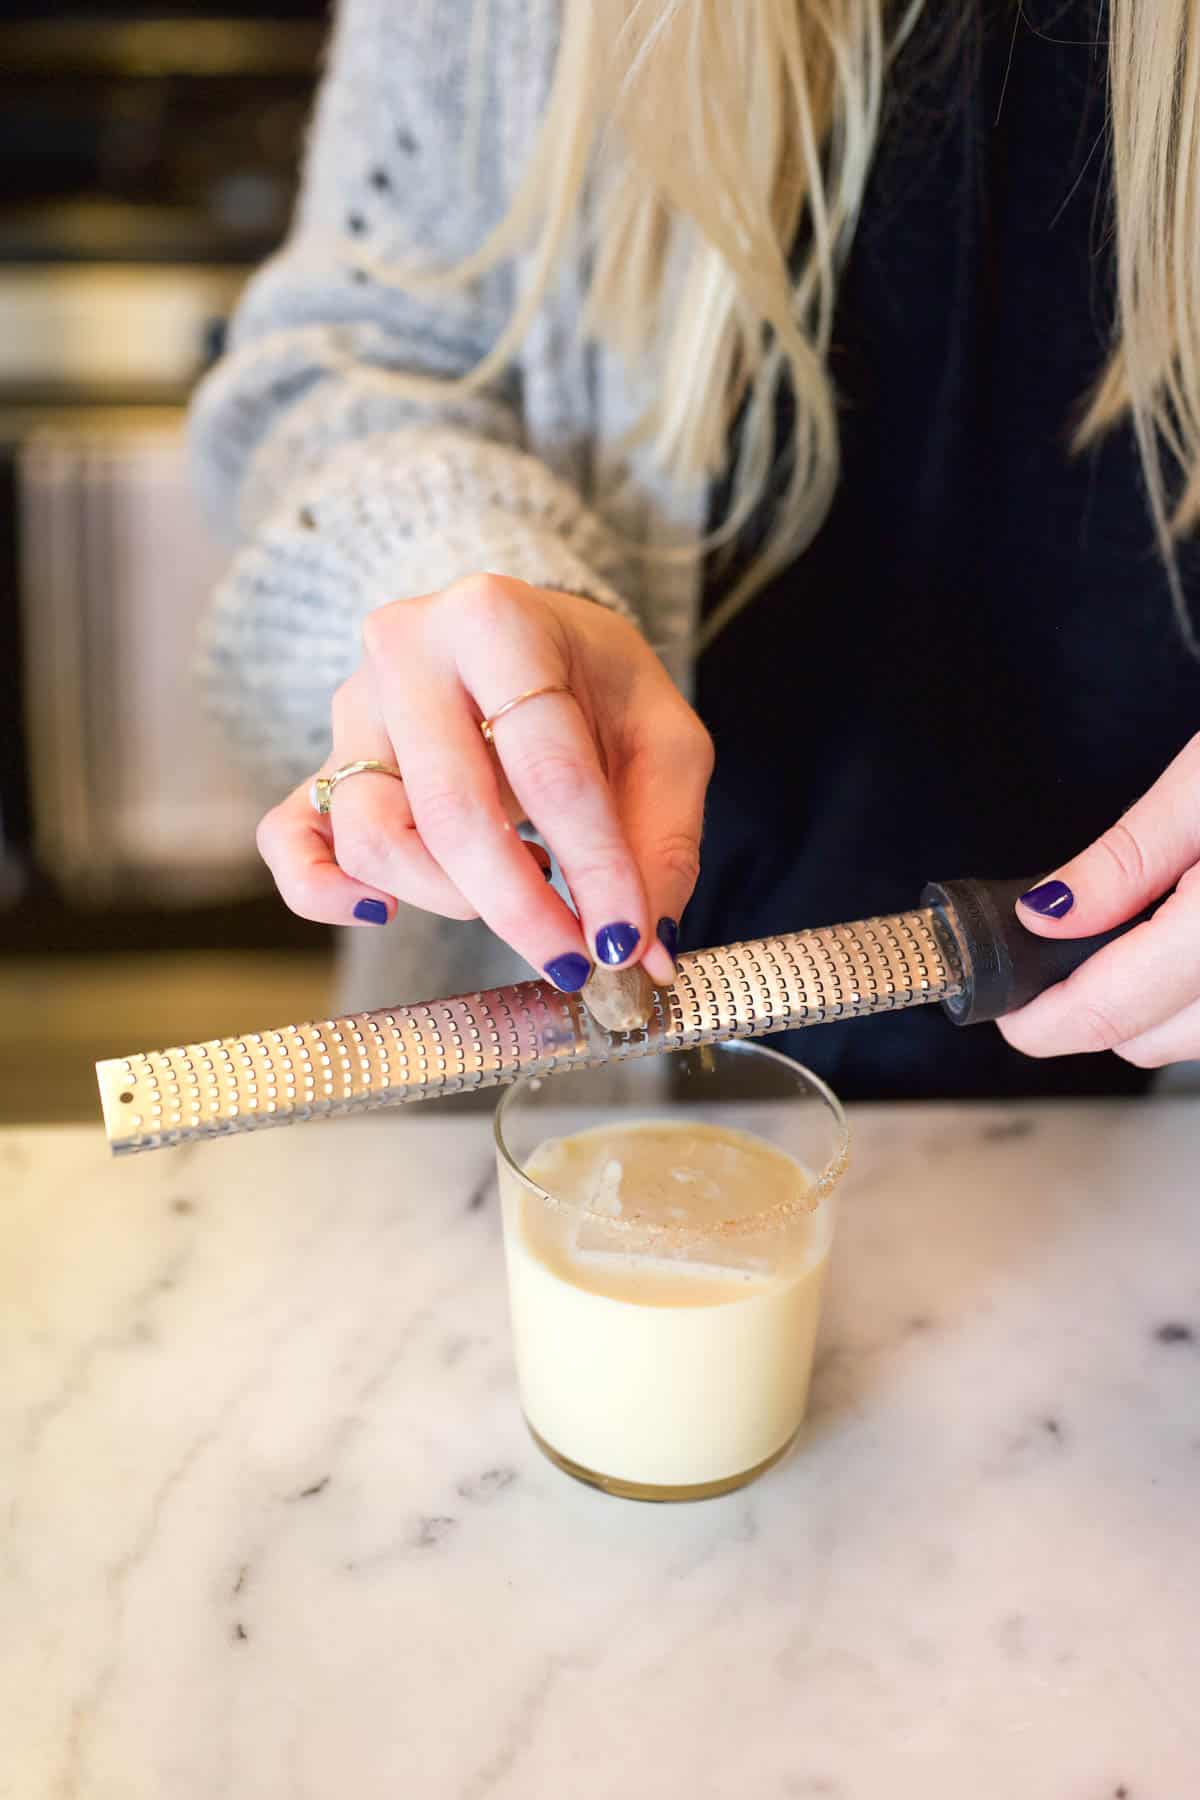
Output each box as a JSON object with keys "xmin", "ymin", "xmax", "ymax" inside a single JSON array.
[{"xmin": 1, "ymin": 2, "xmax": 334, "ymax": 1122}]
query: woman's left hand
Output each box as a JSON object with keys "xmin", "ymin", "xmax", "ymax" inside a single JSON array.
[{"xmin": 998, "ymin": 732, "xmax": 1200, "ymax": 1068}]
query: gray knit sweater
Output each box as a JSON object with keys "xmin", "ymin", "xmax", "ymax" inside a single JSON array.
[{"xmin": 189, "ymin": 0, "xmax": 707, "ymax": 1003}]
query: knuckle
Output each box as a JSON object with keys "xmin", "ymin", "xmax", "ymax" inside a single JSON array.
[
  {"xmin": 510, "ymin": 748, "xmax": 591, "ymax": 814},
  {"xmin": 411, "ymin": 783, "xmax": 479, "ymax": 849},
  {"xmin": 653, "ymin": 829, "xmax": 702, "ymax": 894},
  {"xmin": 1095, "ymin": 819, "xmax": 1148, "ymax": 890},
  {"xmin": 639, "ymin": 712, "xmax": 715, "ymax": 783},
  {"xmin": 362, "ymin": 595, "xmax": 421, "ymax": 660},
  {"xmin": 660, "ymin": 713, "xmax": 714, "ymax": 775},
  {"xmin": 676, "ymin": 720, "xmax": 712, "ymax": 777},
  {"xmin": 446, "ymin": 572, "xmax": 524, "ymax": 629},
  {"xmin": 692, "ymin": 722, "xmax": 716, "ymax": 777},
  {"xmin": 566, "ymin": 845, "xmax": 638, "ymax": 892},
  {"xmin": 361, "ymin": 598, "xmax": 412, "ymax": 660},
  {"xmin": 333, "ymin": 819, "xmax": 395, "ymax": 883},
  {"xmin": 1073, "ymin": 999, "xmax": 1130, "ymax": 1055}
]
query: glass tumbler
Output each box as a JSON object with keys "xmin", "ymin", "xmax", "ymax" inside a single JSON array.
[{"xmin": 494, "ymin": 1041, "xmax": 848, "ymax": 1502}]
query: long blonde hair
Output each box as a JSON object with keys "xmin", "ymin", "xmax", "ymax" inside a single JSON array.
[{"xmin": 392, "ymin": 2, "xmax": 1200, "ymax": 651}]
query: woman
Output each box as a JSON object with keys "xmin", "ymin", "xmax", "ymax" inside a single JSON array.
[{"xmin": 190, "ymin": 0, "xmax": 1200, "ymax": 1099}]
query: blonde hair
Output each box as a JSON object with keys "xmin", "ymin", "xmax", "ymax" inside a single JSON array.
[
  {"xmin": 390, "ymin": 1, "xmax": 1200, "ymax": 653},
  {"xmin": 1075, "ymin": 0, "xmax": 1200, "ymax": 652}
]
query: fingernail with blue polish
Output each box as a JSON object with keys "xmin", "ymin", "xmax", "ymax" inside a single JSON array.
[
  {"xmin": 595, "ymin": 922, "xmax": 640, "ymax": 966},
  {"xmin": 657, "ymin": 916, "xmax": 679, "ymax": 965},
  {"xmin": 353, "ymin": 898, "xmax": 389, "ymax": 925},
  {"xmin": 1018, "ymin": 878, "xmax": 1075, "ymax": 919},
  {"xmin": 543, "ymin": 952, "xmax": 591, "ymax": 993}
]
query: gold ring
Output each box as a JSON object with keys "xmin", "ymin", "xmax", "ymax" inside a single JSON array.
[
  {"xmin": 309, "ymin": 759, "xmax": 403, "ymax": 815},
  {"xmin": 480, "ymin": 683, "xmax": 570, "ymax": 745}
]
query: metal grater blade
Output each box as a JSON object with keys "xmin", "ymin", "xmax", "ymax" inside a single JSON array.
[{"xmin": 97, "ymin": 907, "xmax": 962, "ymax": 1155}]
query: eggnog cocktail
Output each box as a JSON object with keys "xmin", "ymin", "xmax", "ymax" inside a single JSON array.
[{"xmin": 495, "ymin": 1043, "xmax": 847, "ymax": 1501}]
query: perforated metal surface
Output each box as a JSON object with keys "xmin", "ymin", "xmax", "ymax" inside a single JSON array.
[{"xmin": 97, "ymin": 908, "xmax": 962, "ymax": 1155}]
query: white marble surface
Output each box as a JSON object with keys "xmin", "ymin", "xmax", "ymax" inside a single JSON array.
[{"xmin": 3, "ymin": 1099, "xmax": 1199, "ymax": 1800}]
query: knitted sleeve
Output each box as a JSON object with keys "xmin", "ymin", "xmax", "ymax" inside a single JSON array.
[{"xmin": 188, "ymin": 0, "xmax": 634, "ymax": 796}]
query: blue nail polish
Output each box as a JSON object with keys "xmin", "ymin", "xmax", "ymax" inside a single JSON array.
[
  {"xmin": 595, "ymin": 922, "xmax": 640, "ymax": 966},
  {"xmin": 1018, "ymin": 879, "xmax": 1075, "ymax": 919},
  {"xmin": 657, "ymin": 916, "xmax": 679, "ymax": 964},
  {"xmin": 353, "ymin": 898, "xmax": 389, "ymax": 925},
  {"xmin": 543, "ymin": 953, "xmax": 591, "ymax": 992}
]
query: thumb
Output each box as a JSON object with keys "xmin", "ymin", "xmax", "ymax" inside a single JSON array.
[{"xmin": 1015, "ymin": 733, "xmax": 1200, "ymax": 938}]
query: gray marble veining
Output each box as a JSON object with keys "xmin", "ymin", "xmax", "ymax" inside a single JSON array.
[{"xmin": 2, "ymin": 1101, "xmax": 1198, "ymax": 1798}]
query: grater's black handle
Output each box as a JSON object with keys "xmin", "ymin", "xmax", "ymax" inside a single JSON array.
[{"xmin": 922, "ymin": 876, "xmax": 1146, "ymax": 1027}]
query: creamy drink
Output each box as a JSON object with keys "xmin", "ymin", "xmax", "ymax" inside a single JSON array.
[{"xmin": 498, "ymin": 1117, "xmax": 836, "ymax": 1498}]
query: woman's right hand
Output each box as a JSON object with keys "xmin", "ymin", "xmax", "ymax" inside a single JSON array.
[{"xmin": 255, "ymin": 575, "xmax": 714, "ymax": 990}]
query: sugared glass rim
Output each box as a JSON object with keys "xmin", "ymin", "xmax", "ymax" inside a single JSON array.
[{"xmin": 493, "ymin": 1039, "xmax": 849, "ymax": 1245}]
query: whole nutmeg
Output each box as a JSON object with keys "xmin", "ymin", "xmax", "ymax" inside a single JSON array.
[{"xmin": 581, "ymin": 963, "xmax": 655, "ymax": 1034}]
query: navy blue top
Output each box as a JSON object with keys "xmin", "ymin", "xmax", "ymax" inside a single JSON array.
[{"xmin": 690, "ymin": 3, "xmax": 1200, "ymax": 1099}]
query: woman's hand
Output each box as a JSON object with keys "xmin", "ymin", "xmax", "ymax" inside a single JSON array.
[
  {"xmin": 999, "ymin": 733, "xmax": 1200, "ymax": 1068},
  {"xmin": 255, "ymin": 576, "xmax": 713, "ymax": 990}
]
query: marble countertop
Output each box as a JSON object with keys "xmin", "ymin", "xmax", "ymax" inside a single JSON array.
[{"xmin": 3, "ymin": 1099, "xmax": 1198, "ymax": 1799}]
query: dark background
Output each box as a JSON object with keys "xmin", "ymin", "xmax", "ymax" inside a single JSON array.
[{"xmin": 1, "ymin": 3, "xmax": 333, "ymax": 1120}]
